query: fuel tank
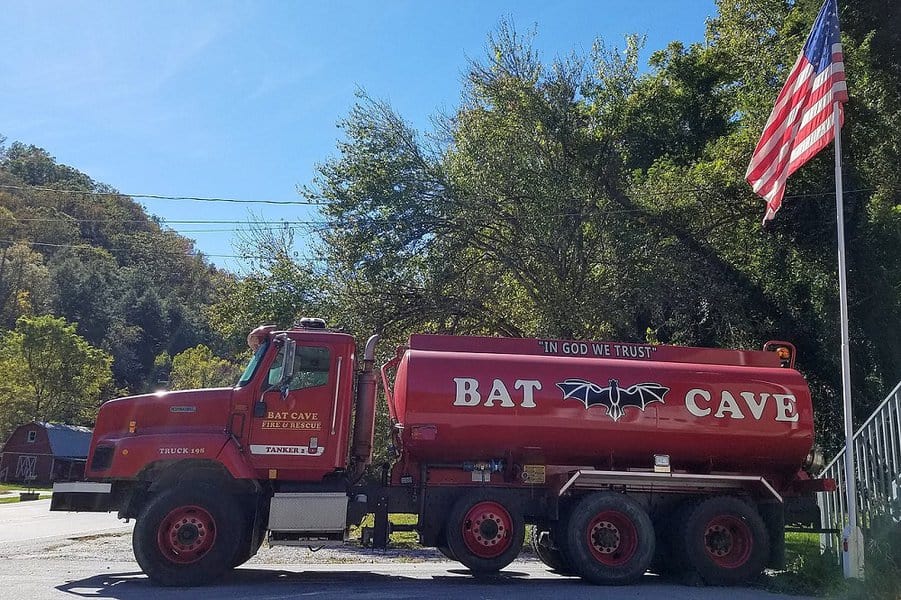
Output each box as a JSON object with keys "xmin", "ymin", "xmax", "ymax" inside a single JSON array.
[{"xmin": 391, "ymin": 335, "xmax": 814, "ymax": 483}]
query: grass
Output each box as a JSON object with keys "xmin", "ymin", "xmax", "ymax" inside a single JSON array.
[
  {"xmin": 0, "ymin": 483, "xmax": 52, "ymax": 493},
  {"xmin": 764, "ymin": 527, "xmax": 901, "ymax": 600},
  {"xmin": 765, "ymin": 532, "xmax": 844, "ymax": 596},
  {"xmin": 350, "ymin": 513, "xmax": 421, "ymax": 549},
  {"xmin": 0, "ymin": 493, "xmax": 52, "ymax": 504}
]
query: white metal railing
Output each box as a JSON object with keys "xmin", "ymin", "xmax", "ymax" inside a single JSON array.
[{"xmin": 819, "ymin": 381, "xmax": 901, "ymax": 559}]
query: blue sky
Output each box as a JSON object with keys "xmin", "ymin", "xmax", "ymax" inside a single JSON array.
[{"xmin": 1, "ymin": 0, "xmax": 717, "ymax": 273}]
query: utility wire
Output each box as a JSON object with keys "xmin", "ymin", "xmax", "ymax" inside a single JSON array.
[
  {"xmin": 0, "ymin": 239, "xmax": 266, "ymax": 260},
  {"xmin": 0, "ymin": 184, "xmax": 324, "ymax": 205},
  {"xmin": 11, "ymin": 217, "xmax": 323, "ymax": 225},
  {"xmin": 4, "ymin": 185, "xmax": 883, "ymax": 228},
  {"xmin": 0, "ymin": 182, "xmax": 883, "ymax": 207}
]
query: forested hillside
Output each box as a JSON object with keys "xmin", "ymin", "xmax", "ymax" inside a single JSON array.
[{"xmin": 0, "ymin": 139, "xmax": 234, "ymax": 437}]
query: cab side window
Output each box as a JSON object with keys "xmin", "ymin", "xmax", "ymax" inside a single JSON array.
[{"xmin": 268, "ymin": 346, "xmax": 331, "ymax": 390}]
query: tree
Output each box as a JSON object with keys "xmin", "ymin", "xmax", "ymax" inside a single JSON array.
[
  {"xmin": 208, "ymin": 225, "xmax": 321, "ymax": 352},
  {"xmin": 168, "ymin": 345, "xmax": 239, "ymax": 391},
  {"xmin": 0, "ymin": 242, "xmax": 51, "ymax": 327},
  {"xmin": 307, "ymin": 7, "xmax": 901, "ymax": 454},
  {"xmin": 0, "ymin": 138, "xmax": 227, "ymax": 396},
  {"xmin": 0, "ymin": 315, "xmax": 112, "ymax": 440}
]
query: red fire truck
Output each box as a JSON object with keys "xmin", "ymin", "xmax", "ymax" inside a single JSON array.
[{"xmin": 51, "ymin": 318, "xmax": 832, "ymax": 587}]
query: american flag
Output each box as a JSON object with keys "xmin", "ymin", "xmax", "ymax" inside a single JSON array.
[{"xmin": 746, "ymin": 0, "xmax": 848, "ymax": 222}]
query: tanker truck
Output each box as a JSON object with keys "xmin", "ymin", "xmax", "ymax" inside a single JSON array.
[{"xmin": 51, "ymin": 318, "xmax": 833, "ymax": 587}]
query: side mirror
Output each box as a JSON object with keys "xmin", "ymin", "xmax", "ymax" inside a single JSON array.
[
  {"xmin": 253, "ymin": 336, "xmax": 296, "ymax": 417},
  {"xmin": 278, "ymin": 337, "xmax": 295, "ymax": 399},
  {"xmin": 281, "ymin": 338, "xmax": 296, "ymax": 384}
]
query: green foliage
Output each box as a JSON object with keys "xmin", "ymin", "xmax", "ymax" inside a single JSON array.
[
  {"xmin": 306, "ymin": 2, "xmax": 901, "ymax": 456},
  {"xmin": 0, "ymin": 315, "xmax": 112, "ymax": 440},
  {"xmin": 0, "ymin": 140, "xmax": 225, "ymax": 397},
  {"xmin": 0, "ymin": 242, "xmax": 51, "ymax": 326},
  {"xmin": 1, "ymin": 2, "xmax": 899, "ymax": 475},
  {"xmin": 168, "ymin": 345, "xmax": 240, "ymax": 391},
  {"xmin": 208, "ymin": 226, "xmax": 321, "ymax": 353},
  {"xmin": 768, "ymin": 526, "xmax": 901, "ymax": 600},
  {"xmin": 766, "ymin": 532, "xmax": 843, "ymax": 596}
]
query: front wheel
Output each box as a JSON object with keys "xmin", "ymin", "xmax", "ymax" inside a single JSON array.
[
  {"xmin": 445, "ymin": 490, "xmax": 525, "ymax": 574},
  {"xmin": 563, "ymin": 492, "xmax": 655, "ymax": 585},
  {"xmin": 436, "ymin": 527, "xmax": 458, "ymax": 561},
  {"xmin": 133, "ymin": 485, "xmax": 243, "ymax": 586}
]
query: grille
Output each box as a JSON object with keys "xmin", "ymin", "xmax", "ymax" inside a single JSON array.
[{"xmin": 90, "ymin": 446, "xmax": 114, "ymax": 471}]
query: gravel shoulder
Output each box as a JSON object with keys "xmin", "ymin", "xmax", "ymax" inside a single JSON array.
[{"xmin": 1, "ymin": 529, "xmax": 455, "ymax": 565}]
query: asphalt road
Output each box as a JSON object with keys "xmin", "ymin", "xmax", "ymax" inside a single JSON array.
[
  {"xmin": 0, "ymin": 499, "xmax": 131, "ymax": 546},
  {"xmin": 0, "ymin": 499, "xmax": 815, "ymax": 600},
  {"xmin": 0, "ymin": 559, "xmax": 818, "ymax": 600}
]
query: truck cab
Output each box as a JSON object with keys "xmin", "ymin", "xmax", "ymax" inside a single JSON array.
[
  {"xmin": 234, "ymin": 322, "xmax": 357, "ymax": 483},
  {"xmin": 52, "ymin": 319, "xmax": 380, "ymax": 586}
]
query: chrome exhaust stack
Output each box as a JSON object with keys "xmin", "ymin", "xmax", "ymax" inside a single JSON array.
[{"xmin": 349, "ymin": 335, "xmax": 379, "ymax": 481}]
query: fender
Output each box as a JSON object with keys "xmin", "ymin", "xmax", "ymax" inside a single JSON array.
[{"xmin": 216, "ymin": 437, "xmax": 257, "ymax": 479}]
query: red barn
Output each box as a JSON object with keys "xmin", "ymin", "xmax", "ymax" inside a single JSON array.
[{"xmin": 0, "ymin": 422, "xmax": 92, "ymax": 486}]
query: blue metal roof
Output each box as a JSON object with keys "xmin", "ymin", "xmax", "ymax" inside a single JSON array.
[{"xmin": 40, "ymin": 422, "xmax": 93, "ymax": 459}]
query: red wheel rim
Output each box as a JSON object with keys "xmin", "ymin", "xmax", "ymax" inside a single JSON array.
[
  {"xmin": 460, "ymin": 501, "xmax": 513, "ymax": 559},
  {"xmin": 586, "ymin": 510, "xmax": 638, "ymax": 566},
  {"xmin": 704, "ymin": 515, "xmax": 753, "ymax": 568},
  {"xmin": 156, "ymin": 505, "xmax": 217, "ymax": 565}
]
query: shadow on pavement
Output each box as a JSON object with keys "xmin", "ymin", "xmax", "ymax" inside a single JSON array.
[{"xmin": 55, "ymin": 565, "xmax": 607, "ymax": 599}]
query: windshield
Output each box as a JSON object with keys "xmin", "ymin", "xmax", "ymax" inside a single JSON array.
[{"xmin": 236, "ymin": 339, "xmax": 270, "ymax": 387}]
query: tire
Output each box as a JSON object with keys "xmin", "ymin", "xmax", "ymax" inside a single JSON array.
[
  {"xmin": 649, "ymin": 521, "xmax": 673, "ymax": 577},
  {"xmin": 676, "ymin": 496, "xmax": 770, "ymax": 586},
  {"xmin": 436, "ymin": 528, "xmax": 458, "ymax": 561},
  {"xmin": 530, "ymin": 526, "xmax": 573, "ymax": 574},
  {"xmin": 445, "ymin": 490, "xmax": 525, "ymax": 574},
  {"xmin": 231, "ymin": 495, "xmax": 267, "ymax": 569},
  {"xmin": 563, "ymin": 492, "xmax": 655, "ymax": 585},
  {"xmin": 133, "ymin": 485, "xmax": 243, "ymax": 586},
  {"xmin": 650, "ymin": 504, "xmax": 689, "ymax": 578},
  {"xmin": 232, "ymin": 531, "xmax": 264, "ymax": 568}
]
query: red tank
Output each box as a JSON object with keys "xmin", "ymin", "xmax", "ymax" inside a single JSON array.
[{"xmin": 391, "ymin": 335, "xmax": 814, "ymax": 489}]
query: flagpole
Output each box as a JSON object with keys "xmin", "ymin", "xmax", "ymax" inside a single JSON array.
[{"xmin": 833, "ymin": 101, "xmax": 862, "ymax": 577}]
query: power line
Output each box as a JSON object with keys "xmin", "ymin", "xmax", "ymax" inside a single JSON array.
[
  {"xmin": 1, "ymin": 182, "xmax": 883, "ymax": 209},
  {"xmin": 0, "ymin": 239, "xmax": 266, "ymax": 260},
  {"xmin": 0, "ymin": 184, "xmax": 324, "ymax": 206},
  {"xmin": 12, "ymin": 217, "xmax": 322, "ymax": 225}
]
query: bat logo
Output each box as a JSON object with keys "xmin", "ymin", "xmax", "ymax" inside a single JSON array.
[{"xmin": 556, "ymin": 378, "xmax": 669, "ymax": 422}]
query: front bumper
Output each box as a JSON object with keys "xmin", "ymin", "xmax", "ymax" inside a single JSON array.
[{"xmin": 50, "ymin": 482, "xmax": 116, "ymax": 512}]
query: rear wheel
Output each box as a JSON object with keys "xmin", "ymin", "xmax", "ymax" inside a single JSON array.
[
  {"xmin": 133, "ymin": 485, "xmax": 242, "ymax": 586},
  {"xmin": 445, "ymin": 490, "xmax": 525, "ymax": 574},
  {"xmin": 530, "ymin": 526, "xmax": 573, "ymax": 574},
  {"xmin": 677, "ymin": 496, "xmax": 769, "ymax": 586},
  {"xmin": 650, "ymin": 504, "xmax": 687, "ymax": 578},
  {"xmin": 563, "ymin": 492, "xmax": 655, "ymax": 585}
]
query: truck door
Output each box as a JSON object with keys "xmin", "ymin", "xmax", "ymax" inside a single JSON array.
[{"xmin": 247, "ymin": 342, "xmax": 345, "ymax": 480}]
